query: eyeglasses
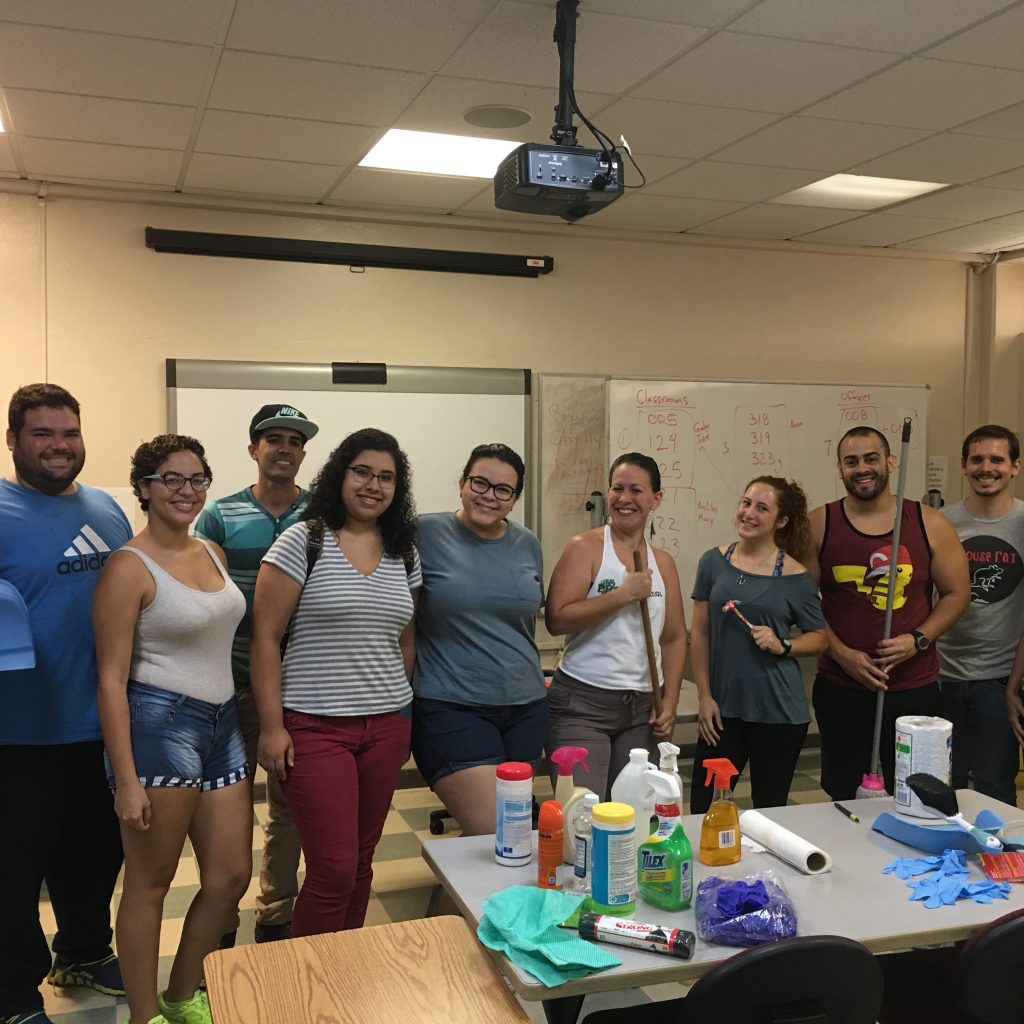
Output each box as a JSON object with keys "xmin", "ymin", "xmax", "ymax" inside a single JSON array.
[
  {"xmin": 142, "ymin": 472, "xmax": 212, "ymax": 492},
  {"xmin": 466, "ymin": 475, "xmax": 516, "ymax": 502},
  {"xmin": 347, "ymin": 465, "xmax": 397, "ymax": 488}
]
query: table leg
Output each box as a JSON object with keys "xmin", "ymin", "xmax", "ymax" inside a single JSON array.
[{"xmin": 542, "ymin": 994, "xmax": 585, "ymax": 1024}]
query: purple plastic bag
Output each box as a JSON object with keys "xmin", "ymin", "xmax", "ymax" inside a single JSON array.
[{"xmin": 695, "ymin": 870, "xmax": 798, "ymax": 947}]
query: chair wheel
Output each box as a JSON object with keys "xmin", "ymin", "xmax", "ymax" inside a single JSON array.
[{"xmin": 429, "ymin": 818, "xmax": 445, "ymax": 835}]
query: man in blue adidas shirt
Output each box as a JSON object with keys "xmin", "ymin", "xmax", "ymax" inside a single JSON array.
[
  {"xmin": 0, "ymin": 383, "xmax": 131, "ymax": 1024},
  {"xmin": 194, "ymin": 403, "xmax": 318, "ymax": 945}
]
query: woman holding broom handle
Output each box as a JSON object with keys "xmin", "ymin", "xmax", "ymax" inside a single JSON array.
[
  {"xmin": 545, "ymin": 453, "xmax": 686, "ymax": 800},
  {"xmin": 688, "ymin": 476, "xmax": 827, "ymax": 813}
]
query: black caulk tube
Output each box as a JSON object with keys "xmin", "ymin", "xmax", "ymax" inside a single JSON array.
[{"xmin": 579, "ymin": 911, "xmax": 695, "ymax": 959}]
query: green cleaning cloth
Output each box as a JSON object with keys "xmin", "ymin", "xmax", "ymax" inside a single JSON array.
[{"xmin": 477, "ymin": 885, "xmax": 621, "ymax": 987}]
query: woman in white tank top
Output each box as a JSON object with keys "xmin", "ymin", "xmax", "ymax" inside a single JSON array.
[
  {"xmin": 94, "ymin": 435, "xmax": 250, "ymax": 1024},
  {"xmin": 545, "ymin": 453, "xmax": 688, "ymax": 799}
]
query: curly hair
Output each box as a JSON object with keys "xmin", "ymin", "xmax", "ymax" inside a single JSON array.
[
  {"xmin": 301, "ymin": 427, "xmax": 416, "ymax": 558},
  {"xmin": 130, "ymin": 434, "xmax": 211, "ymax": 512},
  {"xmin": 744, "ymin": 475, "xmax": 810, "ymax": 562},
  {"xmin": 460, "ymin": 442, "xmax": 526, "ymax": 496}
]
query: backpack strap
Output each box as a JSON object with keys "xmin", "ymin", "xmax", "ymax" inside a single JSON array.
[{"xmin": 305, "ymin": 519, "xmax": 325, "ymax": 582}]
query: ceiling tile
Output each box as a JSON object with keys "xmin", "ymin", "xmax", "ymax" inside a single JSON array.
[
  {"xmin": 209, "ymin": 52, "xmax": 428, "ymax": 126},
  {"xmin": 394, "ymin": 76, "xmax": 612, "ymax": 142},
  {"xmin": 514, "ymin": 0, "xmax": 752, "ymax": 28},
  {"xmin": 634, "ymin": 32, "xmax": 896, "ymax": 112},
  {"xmin": 594, "ymin": 98, "xmax": 777, "ymax": 159},
  {"xmin": 183, "ymin": 153, "xmax": 343, "ymax": 200},
  {"xmin": 898, "ymin": 213, "xmax": 1024, "ymax": 251},
  {"xmin": 439, "ymin": 1, "xmax": 706, "ymax": 93},
  {"xmin": 806, "ymin": 58, "xmax": 1024, "ymax": 130},
  {"xmin": 972, "ymin": 166, "xmax": 1024, "ymax": 190},
  {"xmin": 794, "ymin": 211, "xmax": 965, "ymax": 246},
  {"xmin": 688, "ymin": 203, "xmax": 860, "ymax": 239},
  {"xmin": 731, "ymin": 0, "xmax": 1013, "ymax": 53},
  {"xmin": 887, "ymin": 185, "xmax": 1024, "ymax": 221},
  {"xmin": 454, "ymin": 184, "xmax": 554, "ymax": 220},
  {"xmin": 624, "ymin": 154, "xmax": 691, "ymax": 186},
  {"xmin": 18, "ymin": 137, "xmax": 181, "ymax": 185},
  {"xmin": 196, "ymin": 111, "xmax": 376, "ymax": 165},
  {"xmin": 852, "ymin": 132, "xmax": 1024, "ymax": 184},
  {"xmin": 576, "ymin": 192, "xmax": 747, "ymax": 231},
  {"xmin": 924, "ymin": 4, "xmax": 1024, "ymax": 69},
  {"xmin": 956, "ymin": 99, "xmax": 1024, "ymax": 141},
  {"xmin": 0, "ymin": 24, "xmax": 212, "ymax": 105},
  {"xmin": 0, "ymin": 134, "xmax": 18, "ymax": 172},
  {"xmin": 647, "ymin": 161, "xmax": 820, "ymax": 202},
  {"xmin": 225, "ymin": 0, "xmax": 494, "ymax": 73},
  {"xmin": 326, "ymin": 167, "xmax": 487, "ymax": 210},
  {"xmin": 5, "ymin": 89, "xmax": 194, "ymax": 149},
  {"xmin": 0, "ymin": 0, "xmax": 226, "ymax": 43},
  {"xmin": 712, "ymin": 116, "xmax": 932, "ymax": 171}
]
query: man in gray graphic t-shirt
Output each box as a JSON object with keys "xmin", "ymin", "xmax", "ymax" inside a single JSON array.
[{"xmin": 937, "ymin": 424, "xmax": 1024, "ymax": 805}]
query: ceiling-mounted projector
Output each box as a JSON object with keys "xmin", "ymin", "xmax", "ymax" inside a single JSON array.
[{"xmin": 494, "ymin": 1, "xmax": 626, "ymax": 223}]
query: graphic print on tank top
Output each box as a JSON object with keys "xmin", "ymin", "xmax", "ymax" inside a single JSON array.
[
  {"xmin": 963, "ymin": 535, "xmax": 1024, "ymax": 605},
  {"xmin": 830, "ymin": 543, "xmax": 913, "ymax": 612}
]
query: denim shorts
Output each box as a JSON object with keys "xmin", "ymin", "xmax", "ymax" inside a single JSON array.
[
  {"xmin": 410, "ymin": 696, "xmax": 548, "ymax": 788},
  {"xmin": 105, "ymin": 681, "xmax": 248, "ymax": 792}
]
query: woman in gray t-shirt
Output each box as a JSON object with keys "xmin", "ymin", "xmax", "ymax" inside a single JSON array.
[{"xmin": 689, "ymin": 476, "xmax": 827, "ymax": 813}]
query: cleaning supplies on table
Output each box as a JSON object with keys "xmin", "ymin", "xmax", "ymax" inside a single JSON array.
[
  {"xmin": 549, "ymin": 745, "xmax": 595, "ymax": 863},
  {"xmin": 882, "ymin": 848, "xmax": 1011, "ymax": 908},
  {"xmin": 695, "ymin": 870, "xmax": 797, "ymax": 947},
  {"xmin": 658, "ymin": 741, "xmax": 684, "ymax": 810},
  {"xmin": 871, "ymin": 808, "xmax": 1005, "ymax": 856},
  {"xmin": 477, "ymin": 885, "xmax": 620, "ymax": 986},
  {"xmin": 495, "ymin": 761, "xmax": 534, "ymax": 866},
  {"xmin": 538, "ymin": 800, "xmax": 564, "ymax": 890},
  {"xmin": 611, "ymin": 748, "xmax": 656, "ymax": 856},
  {"xmin": 637, "ymin": 769, "xmax": 693, "ymax": 911},
  {"xmin": 578, "ymin": 912, "xmax": 695, "ymax": 960},
  {"xmin": 893, "ymin": 716, "xmax": 952, "ymax": 817},
  {"xmin": 590, "ymin": 801, "xmax": 636, "ymax": 916},
  {"xmin": 699, "ymin": 758, "xmax": 741, "ymax": 866},
  {"xmin": 570, "ymin": 793, "xmax": 599, "ymax": 893}
]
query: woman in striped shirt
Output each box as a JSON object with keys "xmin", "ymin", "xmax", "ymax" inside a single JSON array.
[{"xmin": 250, "ymin": 428, "xmax": 420, "ymax": 937}]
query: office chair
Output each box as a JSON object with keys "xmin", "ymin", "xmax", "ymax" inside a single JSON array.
[
  {"xmin": 582, "ymin": 935, "xmax": 883, "ymax": 1024},
  {"xmin": 954, "ymin": 906, "xmax": 1024, "ymax": 1024}
]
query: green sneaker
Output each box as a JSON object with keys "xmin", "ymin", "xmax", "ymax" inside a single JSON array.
[
  {"xmin": 47, "ymin": 954, "xmax": 125, "ymax": 996},
  {"xmin": 126, "ymin": 1017, "xmax": 173, "ymax": 1024},
  {"xmin": 158, "ymin": 990, "xmax": 212, "ymax": 1024}
]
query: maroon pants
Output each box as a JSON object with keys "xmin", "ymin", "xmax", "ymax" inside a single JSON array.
[{"xmin": 280, "ymin": 708, "xmax": 410, "ymax": 936}]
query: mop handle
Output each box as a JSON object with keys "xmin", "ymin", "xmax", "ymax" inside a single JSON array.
[
  {"xmin": 868, "ymin": 418, "xmax": 913, "ymax": 776},
  {"xmin": 633, "ymin": 548, "xmax": 664, "ymax": 718}
]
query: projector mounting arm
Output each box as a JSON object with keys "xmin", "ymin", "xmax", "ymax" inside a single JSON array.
[{"xmin": 551, "ymin": 0, "xmax": 579, "ymax": 147}]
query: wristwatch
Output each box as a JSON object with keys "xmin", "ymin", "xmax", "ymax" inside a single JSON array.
[
  {"xmin": 910, "ymin": 630, "xmax": 931, "ymax": 652},
  {"xmin": 777, "ymin": 637, "xmax": 793, "ymax": 657}
]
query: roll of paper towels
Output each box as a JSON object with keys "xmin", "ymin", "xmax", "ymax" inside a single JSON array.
[
  {"xmin": 739, "ymin": 810, "xmax": 832, "ymax": 874},
  {"xmin": 894, "ymin": 715, "xmax": 952, "ymax": 819}
]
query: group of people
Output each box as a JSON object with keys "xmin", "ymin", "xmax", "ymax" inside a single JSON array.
[{"xmin": 3, "ymin": 379, "xmax": 1023, "ymax": 1024}]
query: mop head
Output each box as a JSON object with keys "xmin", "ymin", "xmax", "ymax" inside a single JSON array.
[{"xmin": 856, "ymin": 772, "xmax": 888, "ymax": 799}]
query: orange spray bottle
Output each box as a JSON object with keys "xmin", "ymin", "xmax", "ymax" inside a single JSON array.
[
  {"xmin": 537, "ymin": 800, "xmax": 564, "ymax": 890},
  {"xmin": 698, "ymin": 758, "xmax": 741, "ymax": 866}
]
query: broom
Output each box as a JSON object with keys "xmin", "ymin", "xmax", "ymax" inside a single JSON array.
[{"xmin": 855, "ymin": 418, "xmax": 913, "ymax": 800}]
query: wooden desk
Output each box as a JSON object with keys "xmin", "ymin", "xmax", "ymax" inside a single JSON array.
[
  {"xmin": 422, "ymin": 790, "xmax": 1024, "ymax": 1006},
  {"xmin": 204, "ymin": 915, "xmax": 530, "ymax": 1024}
]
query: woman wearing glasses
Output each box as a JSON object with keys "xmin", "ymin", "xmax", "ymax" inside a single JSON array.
[
  {"xmin": 94, "ymin": 435, "xmax": 250, "ymax": 1024},
  {"xmin": 251, "ymin": 428, "xmax": 419, "ymax": 937},
  {"xmin": 412, "ymin": 444, "xmax": 545, "ymax": 841}
]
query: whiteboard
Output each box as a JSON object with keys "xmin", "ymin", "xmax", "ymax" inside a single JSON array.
[
  {"xmin": 608, "ymin": 378, "xmax": 929, "ymax": 612},
  {"xmin": 537, "ymin": 374, "xmax": 607, "ymax": 586},
  {"xmin": 168, "ymin": 360, "xmax": 531, "ymax": 523}
]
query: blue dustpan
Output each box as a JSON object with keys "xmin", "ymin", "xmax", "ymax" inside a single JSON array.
[
  {"xmin": 0, "ymin": 579, "xmax": 35, "ymax": 670},
  {"xmin": 872, "ymin": 809, "xmax": 1005, "ymax": 855}
]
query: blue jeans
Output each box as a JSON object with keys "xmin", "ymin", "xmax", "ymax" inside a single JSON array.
[{"xmin": 940, "ymin": 677, "xmax": 1020, "ymax": 807}]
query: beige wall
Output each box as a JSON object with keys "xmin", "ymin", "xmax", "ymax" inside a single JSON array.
[{"xmin": 1, "ymin": 192, "xmax": 969, "ymax": 488}]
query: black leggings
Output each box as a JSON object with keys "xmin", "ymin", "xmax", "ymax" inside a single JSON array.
[{"xmin": 689, "ymin": 718, "xmax": 809, "ymax": 814}]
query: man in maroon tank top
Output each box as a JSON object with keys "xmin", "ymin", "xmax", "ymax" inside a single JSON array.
[{"xmin": 805, "ymin": 427, "xmax": 969, "ymax": 800}]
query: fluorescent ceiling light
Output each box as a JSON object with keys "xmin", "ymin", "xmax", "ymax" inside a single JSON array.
[
  {"xmin": 772, "ymin": 173, "xmax": 948, "ymax": 210},
  {"xmin": 359, "ymin": 128, "xmax": 520, "ymax": 178},
  {"xmin": 0, "ymin": 114, "xmax": 5, "ymax": 132}
]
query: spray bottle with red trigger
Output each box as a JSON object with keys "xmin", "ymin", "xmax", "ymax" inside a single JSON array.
[
  {"xmin": 549, "ymin": 746, "xmax": 595, "ymax": 862},
  {"xmin": 698, "ymin": 758, "xmax": 741, "ymax": 866}
]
